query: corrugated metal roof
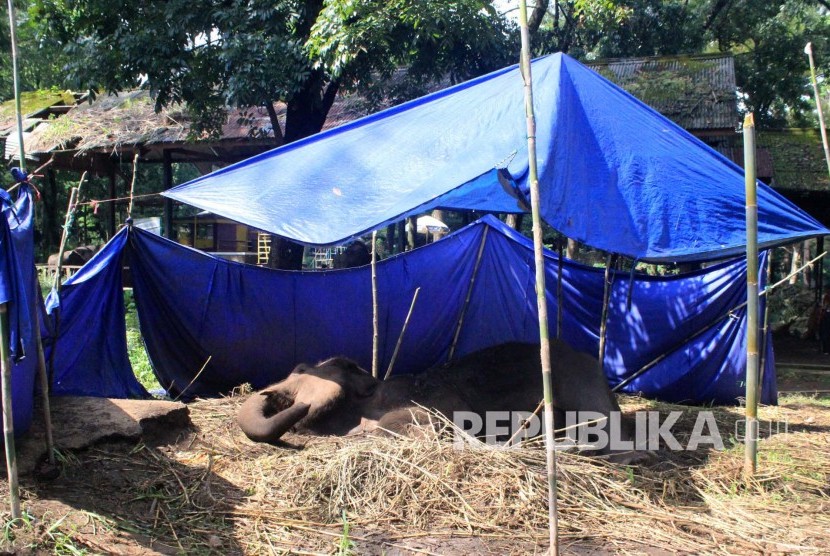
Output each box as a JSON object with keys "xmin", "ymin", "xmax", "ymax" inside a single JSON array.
[{"xmin": 587, "ymin": 54, "xmax": 738, "ymax": 130}]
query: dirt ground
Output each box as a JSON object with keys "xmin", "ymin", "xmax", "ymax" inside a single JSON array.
[{"xmin": 1, "ymin": 334, "xmax": 829, "ymax": 555}]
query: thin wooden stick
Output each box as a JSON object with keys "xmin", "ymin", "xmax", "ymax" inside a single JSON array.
[
  {"xmin": 612, "ymin": 250, "xmax": 826, "ymax": 394},
  {"xmin": 371, "ymin": 231, "xmax": 379, "ymax": 378},
  {"xmin": 805, "ymin": 43, "xmax": 830, "ymax": 180},
  {"xmin": 744, "ymin": 113, "xmax": 760, "ymax": 479},
  {"xmin": 506, "ymin": 399, "xmax": 544, "ymax": 446},
  {"xmin": 127, "ymin": 152, "xmax": 139, "ymax": 218},
  {"xmin": 0, "ymin": 304, "xmax": 20, "ymax": 519},
  {"xmin": 518, "ymin": 2, "xmax": 558, "ymax": 553},
  {"xmin": 34, "ymin": 313, "xmax": 56, "ymax": 466},
  {"xmin": 447, "ymin": 226, "xmax": 489, "ymax": 362},
  {"xmin": 598, "ymin": 254, "xmax": 615, "ymax": 373},
  {"xmin": 173, "ymin": 355, "xmax": 212, "ymax": 402},
  {"xmin": 384, "ymin": 287, "xmax": 420, "ymax": 380},
  {"xmin": 52, "ymin": 172, "xmax": 87, "ymax": 294},
  {"xmin": 758, "ymin": 253, "xmax": 772, "ymax": 401}
]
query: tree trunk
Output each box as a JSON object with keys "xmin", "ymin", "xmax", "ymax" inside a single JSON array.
[
  {"xmin": 790, "ymin": 244, "xmax": 801, "ymax": 285},
  {"xmin": 406, "ymin": 217, "xmax": 416, "ymax": 251},
  {"xmin": 566, "ymin": 238, "xmax": 577, "ymax": 260}
]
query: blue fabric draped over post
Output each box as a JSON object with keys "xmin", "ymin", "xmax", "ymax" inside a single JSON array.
[
  {"xmin": 164, "ymin": 53, "xmax": 827, "ymax": 262},
  {"xmin": 0, "ymin": 185, "xmax": 39, "ymax": 434},
  {"xmin": 42, "ymin": 230, "xmax": 148, "ymax": 399},
  {"xmin": 48, "ymin": 217, "xmax": 775, "ymax": 405}
]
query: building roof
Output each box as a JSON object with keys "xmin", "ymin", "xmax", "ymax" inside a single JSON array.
[{"xmin": 587, "ymin": 53, "xmax": 738, "ymax": 131}]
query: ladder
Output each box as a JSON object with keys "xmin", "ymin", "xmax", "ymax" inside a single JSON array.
[{"xmin": 257, "ymin": 232, "xmax": 271, "ymax": 266}]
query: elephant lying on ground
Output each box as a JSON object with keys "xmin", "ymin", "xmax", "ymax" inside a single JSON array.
[{"xmin": 238, "ymin": 341, "xmax": 639, "ymax": 459}]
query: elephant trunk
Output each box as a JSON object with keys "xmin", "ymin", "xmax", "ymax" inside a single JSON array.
[{"xmin": 237, "ymin": 392, "xmax": 310, "ymax": 444}]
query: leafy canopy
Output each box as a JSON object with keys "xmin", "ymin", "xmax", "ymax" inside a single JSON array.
[{"xmin": 30, "ymin": 0, "xmax": 516, "ymax": 140}]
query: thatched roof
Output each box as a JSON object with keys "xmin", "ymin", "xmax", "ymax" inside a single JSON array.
[
  {"xmin": 23, "ymin": 89, "xmax": 373, "ymax": 158},
  {"xmin": 588, "ymin": 53, "xmax": 738, "ymax": 131}
]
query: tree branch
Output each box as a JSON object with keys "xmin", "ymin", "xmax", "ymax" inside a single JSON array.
[
  {"xmin": 704, "ymin": 0, "xmax": 733, "ymax": 31},
  {"xmin": 528, "ymin": 0, "xmax": 549, "ymax": 36}
]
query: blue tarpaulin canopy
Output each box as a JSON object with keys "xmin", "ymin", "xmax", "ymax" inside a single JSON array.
[
  {"xmin": 46, "ymin": 216, "xmax": 775, "ymax": 405},
  {"xmin": 164, "ymin": 53, "xmax": 827, "ymax": 262}
]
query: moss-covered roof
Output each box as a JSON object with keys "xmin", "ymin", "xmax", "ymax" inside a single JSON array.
[
  {"xmin": 0, "ymin": 89, "xmax": 76, "ymax": 131},
  {"xmin": 756, "ymin": 129, "xmax": 830, "ymax": 192}
]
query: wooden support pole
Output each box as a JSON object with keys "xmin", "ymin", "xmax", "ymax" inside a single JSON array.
[
  {"xmin": 598, "ymin": 254, "xmax": 615, "ymax": 373},
  {"xmin": 108, "ymin": 167, "xmax": 117, "ymax": 238},
  {"xmin": 758, "ymin": 253, "xmax": 773, "ymax": 401},
  {"xmin": 33, "ymin": 313, "xmax": 55, "ymax": 466},
  {"xmin": 744, "ymin": 113, "xmax": 760, "ymax": 479},
  {"xmin": 0, "ymin": 305, "xmax": 21, "ymax": 520},
  {"xmin": 448, "ymin": 227, "xmax": 489, "ymax": 362},
  {"xmin": 371, "ymin": 231, "xmax": 379, "ymax": 378},
  {"xmin": 163, "ymin": 150, "xmax": 173, "ymax": 238},
  {"xmin": 384, "ymin": 287, "xmax": 421, "ymax": 380},
  {"xmin": 519, "ymin": 2, "xmax": 559, "ymax": 553},
  {"xmin": 805, "ymin": 43, "xmax": 830, "ymax": 180},
  {"xmin": 53, "ymin": 184, "xmax": 82, "ymax": 293},
  {"xmin": 6, "ymin": 0, "xmax": 56, "ymax": 475}
]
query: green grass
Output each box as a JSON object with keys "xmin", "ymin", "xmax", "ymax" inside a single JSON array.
[{"xmin": 124, "ymin": 290, "xmax": 161, "ymax": 393}]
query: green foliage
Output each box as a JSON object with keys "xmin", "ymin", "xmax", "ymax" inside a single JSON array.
[
  {"xmin": 337, "ymin": 510, "xmax": 354, "ymax": 556},
  {"xmin": 124, "ymin": 290, "xmax": 160, "ymax": 393},
  {"xmin": 30, "ymin": 0, "xmax": 514, "ymax": 141},
  {"xmin": 535, "ymin": 0, "xmax": 830, "ymax": 128}
]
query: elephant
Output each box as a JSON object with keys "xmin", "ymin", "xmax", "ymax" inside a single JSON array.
[
  {"xmin": 47, "ymin": 244, "xmax": 102, "ymax": 268},
  {"xmin": 237, "ymin": 340, "xmax": 639, "ymax": 459}
]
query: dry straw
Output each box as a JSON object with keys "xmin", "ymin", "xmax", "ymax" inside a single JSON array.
[{"xmin": 170, "ymin": 393, "xmax": 829, "ymax": 554}]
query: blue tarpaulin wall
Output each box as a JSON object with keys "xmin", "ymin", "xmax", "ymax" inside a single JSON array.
[
  {"xmin": 48, "ymin": 216, "xmax": 775, "ymax": 405},
  {"xmin": 43, "ymin": 231, "xmax": 148, "ymax": 399},
  {"xmin": 165, "ymin": 53, "xmax": 828, "ymax": 262},
  {"xmin": 0, "ymin": 185, "xmax": 39, "ymax": 434}
]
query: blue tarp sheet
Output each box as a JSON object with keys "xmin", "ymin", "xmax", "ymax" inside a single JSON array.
[
  {"xmin": 164, "ymin": 53, "xmax": 827, "ymax": 262},
  {"xmin": 49, "ymin": 216, "xmax": 775, "ymax": 405},
  {"xmin": 0, "ymin": 185, "xmax": 38, "ymax": 434},
  {"xmin": 43, "ymin": 232, "xmax": 148, "ymax": 399}
]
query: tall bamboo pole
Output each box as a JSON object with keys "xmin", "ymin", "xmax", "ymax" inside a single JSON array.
[
  {"xmin": 0, "ymin": 306, "xmax": 20, "ymax": 519},
  {"xmin": 2, "ymin": 0, "xmax": 24, "ymax": 518},
  {"xmin": 371, "ymin": 231, "xmax": 379, "ymax": 378},
  {"xmin": 744, "ymin": 113, "xmax": 760, "ymax": 479},
  {"xmin": 518, "ymin": 2, "xmax": 558, "ymax": 553},
  {"xmin": 805, "ymin": 43, "xmax": 830, "ymax": 180}
]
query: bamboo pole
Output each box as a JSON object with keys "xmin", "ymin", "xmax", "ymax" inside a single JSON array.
[
  {"xmin": 0, "ymin": 305, "xmax": 20, "ymax": 519},
  {"xmin": 447, "ymin": 227, "xmax": 489, "ymax": 362},
  {"xmin": 805, "ymin": 43, "xmax": 830, "ymax": 180},
  {"xmin": 744, "ymin": 113, "xmax": 760, "ymax": 479},
  {"xmin": 52, "ymin": 175, "xmax": 86, "ymax": 294},
  {"xmin": 371, "ymin": 231, "xmax": 379, "ymax": 378},
  {"xmin": 384, "ymin": 287, "xmax": 420, "ymax": 380},
  {"xmin": 518, "ymin": 2, "xmax": 558, "ymax": 553},
  {"xmin": 2, "ymin": 0, "xmax": 55, "ymax": 478},
  {"xmin": 598, "ymin": 254, "xmax": 616, "ymax": 373}
]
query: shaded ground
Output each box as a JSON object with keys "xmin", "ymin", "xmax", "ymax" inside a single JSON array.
[{"xmin": 1, "ymin": 338, "xmax": 828, "ymax": 555}]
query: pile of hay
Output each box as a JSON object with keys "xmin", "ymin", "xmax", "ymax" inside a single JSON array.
[{"xmin": 165, "ymin": 393, "xmax": 829, "ymax": 554}]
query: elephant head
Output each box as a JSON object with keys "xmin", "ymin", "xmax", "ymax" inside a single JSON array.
[{"xmin": 237, "ymin": 357, "xmax": 379, "ymax": 444}]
